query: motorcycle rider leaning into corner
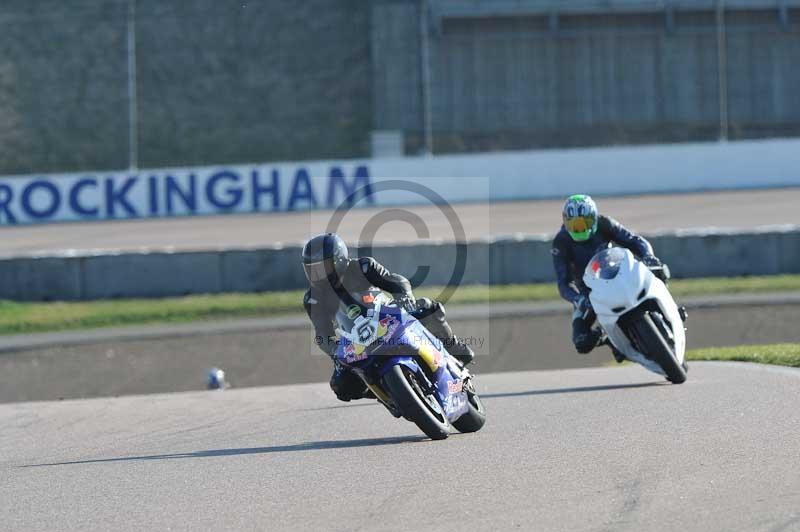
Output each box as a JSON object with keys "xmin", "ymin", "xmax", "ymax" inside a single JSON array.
[
  {"xmin": 302, "ymin": 233, "xmax": 475, "ymax": 402},
  {"xmin": 552, "ymin": 194, "xmax": 668, "ymax": 362}
]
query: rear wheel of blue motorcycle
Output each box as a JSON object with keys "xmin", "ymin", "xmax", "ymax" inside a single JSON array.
[
  {"xmin": 383, "ymin": 365, "xmax": 450, "ymax": 440},
  {"xmin": 452, "ymin": 379, "xmax": 486, "ymax": 433}
]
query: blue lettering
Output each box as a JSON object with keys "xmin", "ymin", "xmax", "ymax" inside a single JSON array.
[
  {"xmin": 22, "ymin": 180, "xmax": 61, "ymax": 220},
  {"xmin": 166, "ymin": 174, "xmax": 197, "ymax": 214},
  {"xmin": 105, "ymin": 177, "xmax": 138, "ymax": 218},
  {"xmin": 148, "ymin": 176, "xmax": 159, "ymax": 215},
  {"xmin": 288, "ymin": 169, "xmax": 317, "ymax": 211},
  {"xmin": 326, "ymin": 166, "xmax": 373, "ymax": 207},
  {"xmin": 68, "ymin": 178, "xmax": 99, "ymax": 218},
  {"xmin": 206, "ymin": 171, "xmax": 243, "ymax": 210},
  {"xmin": 0, "ymin": 184, "xmax": 17, "ymax": 224},
  {"xmin": 252, "ymin": 169, "xmax": 280, "ymax": 211}
]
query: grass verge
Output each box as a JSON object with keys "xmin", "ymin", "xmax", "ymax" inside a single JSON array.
[
  {"xmin": 687, "ymin": 344, "xmax": 800, "ymax": 368},
  {"xmin": 1, "ymin": 274, "xmax": 799, "ymax": 336}
]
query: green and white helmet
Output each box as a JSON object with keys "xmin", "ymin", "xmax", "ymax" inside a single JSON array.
[{"xmin": 562, "ymin": 194, "xmax": 598, "ymax": 242}]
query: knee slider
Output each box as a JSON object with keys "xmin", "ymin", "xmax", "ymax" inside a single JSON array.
[
  {"xmin": 574, "ymin": 335, "xmax": 595, "ymax": 354},
  {"xmin": 330, "ymin": 379, "xmax": 353, "ymax": 402},
  {"xmin": 575, "ymin": 343, "xmax": 594, "ymax": 355}
]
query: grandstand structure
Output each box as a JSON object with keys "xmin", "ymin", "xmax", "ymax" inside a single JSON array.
[{"xmin": 0, "ymin": 0, "xmax": 798, "ymax": 173}]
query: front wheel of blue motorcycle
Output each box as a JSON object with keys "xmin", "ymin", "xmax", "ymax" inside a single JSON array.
[
  {"xmin": 452, "ymin": 379, "xmax": 487, "ymax": 434},
  {"xmin": 383, "ymin": 365, "xmax": 450, "ymax": 441}
]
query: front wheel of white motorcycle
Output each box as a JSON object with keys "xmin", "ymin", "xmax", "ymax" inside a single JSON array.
[{"xmin": 630, "ymin": 313, "xmax": 687, "ymax": 384}]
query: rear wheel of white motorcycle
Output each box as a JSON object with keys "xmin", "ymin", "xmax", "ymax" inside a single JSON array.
[
  {"xmin": 452, "ymin": 378, "xmax": 487, "ymax": 433},
  {"xmin": 383, "ymin": 365, "xmax": 450, "ymax": 440},
  {"xmin": 631, "ymin": 313, "xmax": 687, "ymax": 384}
]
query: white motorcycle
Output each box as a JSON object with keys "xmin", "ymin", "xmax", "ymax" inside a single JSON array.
[{"xmin": 583, "ymin": 247, "xmax": 688, "ymax": 384}]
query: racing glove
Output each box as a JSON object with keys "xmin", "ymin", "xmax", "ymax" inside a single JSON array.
[
  {"xmin": 643, "ymin": 255, "xmax": 671, "ymax": 281},
  {"xmin": 642, "ymin": 255, "xmax": 662, "ymax": 268},
  {"xmin": 394, "ymin": 294, "xmax": 418, "ymax": 313}
]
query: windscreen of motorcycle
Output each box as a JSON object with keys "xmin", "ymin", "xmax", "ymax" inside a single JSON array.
[
  {"xmin": 335, "ymin": 288, "xmax": 384, "ymax": 332},
  {"xmin": 586, "ymin": 248, "xmax": 627, "ymax": 280}
]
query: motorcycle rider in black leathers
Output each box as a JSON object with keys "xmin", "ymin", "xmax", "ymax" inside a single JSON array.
[
  {"xmin": 552, "ymin": 195, "xmax": 666, "ymax": 361},
  {"xmin": 302, "ymin": 233, "xmax": 475, "ymax": 402}
]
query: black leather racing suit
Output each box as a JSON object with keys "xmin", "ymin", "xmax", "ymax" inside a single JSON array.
[
  {"xmin": 303, "ymin": 256, "xmax": 456, "ymax": 401},
  {"xmin": 551, "ymin": 215, "xmax": 656, "ymax": 353}
]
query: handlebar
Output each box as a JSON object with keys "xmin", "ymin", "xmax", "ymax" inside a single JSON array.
[{"xmin": 648, "ymin": 264, "xmax": 671, "ymax": 282}]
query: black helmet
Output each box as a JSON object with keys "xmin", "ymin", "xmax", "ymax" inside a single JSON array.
[{"xmin": 302, "ymin": 233, "xmax": 349, "ymax": 285}]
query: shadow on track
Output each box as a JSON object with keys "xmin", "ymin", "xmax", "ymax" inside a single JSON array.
[
  {"xmin": 482, "ymin": 381, "xmax": 667, "ymax": 400},
  {"xmin": 23, "ymin": 435, "xmax": 428, "ymax": 468},
  {"xmin": 299, "ymin": 402, "xmax": 380, "ymax": 413}
]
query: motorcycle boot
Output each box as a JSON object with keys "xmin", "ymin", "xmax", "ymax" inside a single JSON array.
[{"xmin": 330, "ymin": 363, "xmax": 373, "ymax": 402}]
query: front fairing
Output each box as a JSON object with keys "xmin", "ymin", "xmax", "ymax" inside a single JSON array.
[
  {"xmin": 583, "ymin": 248, "xmax": 650, "ymax": 318},
  {"xmin": 334, "ymin": 305, "xmax": 407, "ymax": 367},
  {"xmin": 335, "ymin": 306, "xmax": 469, "ymax": 422}
]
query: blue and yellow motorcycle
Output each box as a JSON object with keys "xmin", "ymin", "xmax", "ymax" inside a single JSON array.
[{"xmin": 334, "ymin": 291, "xmax": 486, "ymax": 440}]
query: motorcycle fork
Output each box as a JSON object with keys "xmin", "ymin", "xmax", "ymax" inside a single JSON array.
[{"xmin": 365, "ymin": 382, "xmax": 392, "ymax": 405}]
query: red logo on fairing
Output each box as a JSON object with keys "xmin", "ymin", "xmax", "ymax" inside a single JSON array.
[
  {"xmin": 591, "ymin": 260, "xmax": 601, "ymax": 274},
  {"xmin": 448, "ymin": 381, "xmax": 464, "ymax": 394},
  {"xmin": 380, "ymin": 316, "xmax": 399, "ymax": 336}
]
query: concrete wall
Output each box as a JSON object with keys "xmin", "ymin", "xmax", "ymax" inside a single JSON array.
[
  {"xmin": 0, "ymin": 0, "xmax": 371, "ymax": 175},
  {"xmin": 0, "ymin": 0, "xmax": 129, "ymax": 174},
  {"xmin": 2, "ymin": 227, "xmax": 798, "ymax": 301},
  {"xmin": 135, "ymin": 0, "xmax": 371, "ymax": 170}
]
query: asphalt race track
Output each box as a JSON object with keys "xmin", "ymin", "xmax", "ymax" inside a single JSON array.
[
  {"xmin": 2, "ymin": 363, "xmax": 799, "ymax": 532},
  {"xmin": 1, "ymin": 188, "xmax": 798, "ymax": 257},
  {"xmin": 3, "ymin": 295, "xmax": 800, "ymax": 403}
]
